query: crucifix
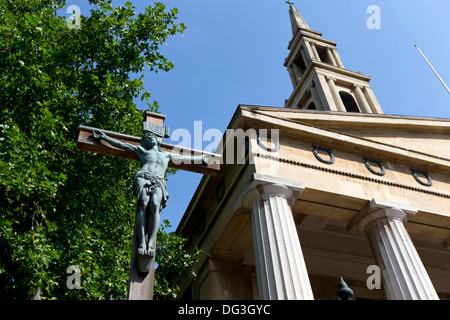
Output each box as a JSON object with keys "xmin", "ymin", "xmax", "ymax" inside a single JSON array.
[{"xmin": 77, "ymin": 111, "xmax": 221, "ymax": 300}]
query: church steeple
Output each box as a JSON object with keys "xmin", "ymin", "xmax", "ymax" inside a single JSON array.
[
  {"xmin": 284, "ymin": 3, "xmax": 383, "ymax": 114},
  {"xmin": 288, "ymin": 1, "xmax": 309, "ymax": 33}
]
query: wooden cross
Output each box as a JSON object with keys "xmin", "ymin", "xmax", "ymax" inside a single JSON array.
[{"xmin": 77, "ymin": 111, "xmax": 221, "ymax": 300}]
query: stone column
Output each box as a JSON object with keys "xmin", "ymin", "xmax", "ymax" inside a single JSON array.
[
  {"xmin": 315, "ymin": 74, "xmax": 338, "ymax": 111},
  {"xmin": 349, "ymin": 199, "xmax": 439, "ymax": 300},
  {"xmin": 364, "ymin": 86, "xmax": 384, "ymax": 114},
  {"xmin": 309, "ymin": 84, "xmax": 322, "ymax": 110},
  {"xmin": 291, "ymin": 63, "xmax": 301, "ymax": 82},
  {"xmin": 332, "ymin": 49, "xmax": 345, "ymax": 68},
  {"xmin": 287, "ymin": 64, "xmax": 298, "ymax": 88},
  {"xmin": 310, "ymin": 43, "xmax": 321, "ymax": 61},
  {"xmin": 326, "ymin": 48, "xmax": 338, "ymax": 67},
  {"xmin": 353, "ymin": 85, "xmax": 372, "ymax": 113},
  {"xmin": 242, "ymin": 178, "xmax": 314, "ymax": 300},
  {"xmin": 326, "ymin": 76, "xmax": 346, "ymax": 112},
  {"xmin": 300, "ymin": 47, "xmax": 310, "ymax": 66},
  {"xmin": 304, "ymin": 41, "xmax": 318, "ymax": 62}
]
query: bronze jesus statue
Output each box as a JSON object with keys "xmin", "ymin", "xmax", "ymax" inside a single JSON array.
[{"xmin": 93, "ymin": 129, "xmax": 209, "ymax": 258}]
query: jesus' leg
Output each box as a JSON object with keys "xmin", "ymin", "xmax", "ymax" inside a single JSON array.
[
  {"xmin": 137, "ymin": 189, "xmax": 150, "ymax": 255},
  {"xmin": 146, "ymin": 187, "xmax": 162, "ymax": 256}
]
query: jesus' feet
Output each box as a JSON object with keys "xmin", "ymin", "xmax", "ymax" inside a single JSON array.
[
  {"xmin": 138, "ymin": 243, "xmax": 147, "ymax": 255},
  {"xmin": 146, "ymin": 247, "xmax": 155, "ymax": 257}
]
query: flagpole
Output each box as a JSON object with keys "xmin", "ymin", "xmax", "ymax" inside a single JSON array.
[{"xmin": 414, "ymin": 45, "xmax": 450, "ymax": 94}]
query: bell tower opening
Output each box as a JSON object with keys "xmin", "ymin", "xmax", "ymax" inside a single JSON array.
[
  {"xmin": 316, "ymin": 45, "xmax": 332, "ymax": 65},
  {"xmin": 307, "ymin": 102, "xmax": 317, "ymax": 110},
  {"xmin": 294, "ymin": 53, "xmax": 307, "ymax": 77},
  {"xmin": 339, "ymin": 92, "xmax": 360, "ymax": 113}
]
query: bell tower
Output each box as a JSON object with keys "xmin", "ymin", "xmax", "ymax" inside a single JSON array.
[{"xmin": 284, "ymin": 3, "xmax": 383, "ymax": 114}]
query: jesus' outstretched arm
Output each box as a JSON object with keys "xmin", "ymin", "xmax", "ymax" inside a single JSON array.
[{"xmin": 92, "ymin": 130, "xmax": 139, "ymax": 155}]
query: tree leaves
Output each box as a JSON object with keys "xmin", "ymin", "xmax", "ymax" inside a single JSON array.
[
  {"xmin": 154, "ymin": 220, "xmax": 203, "ymax": 299},
  {"xmin": 0, "ymin": 0, "xmax": 195, "ymax": 300}
]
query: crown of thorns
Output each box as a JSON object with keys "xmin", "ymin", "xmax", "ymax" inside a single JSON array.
[{"xmin": 142, "ymin": 131, "xmax": 157, "ymax": 139}]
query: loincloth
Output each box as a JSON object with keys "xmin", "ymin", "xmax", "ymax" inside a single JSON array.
[{"xmin": 132, "ymin": 171, "xmax": 169, "ymax": 211}]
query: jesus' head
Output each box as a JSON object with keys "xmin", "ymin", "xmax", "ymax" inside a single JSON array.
[{"xmin": 141, "ymin": 132, "xmax": 162, "ymax": 151}]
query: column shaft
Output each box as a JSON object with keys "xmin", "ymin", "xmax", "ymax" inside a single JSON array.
[
  {"xmin": 353, "ymin": 85, "xmax": 372, "ymax": 113},
  {"xmin": 348, "ymin": 199, "xmax": 439, "ymax": 300},
  {"xmin": 288, "ymin": 64, "xmax": 298, "ymax": 88},
  {"xmin": 300, "ymin": 47, "xmax": 310, "ymax": 67},
  {"xmin": 327, "ymin": 77, "xmax": 346, "ymax": 111},
  {"xmin": 310, "ymin": 43, "xmax": 320, "ymax": 61},
  {"xmin": 326, "ymin": 48, "xmax": 337, "ymax": 67},
  {"xmin": 332, "ymin": 49, "xmax": 345, "ymax": 68},
  {"xmin": 243, "ymin": 182, "xmax": 313, "ymax": 300},
  {"xmin": 315, "ymin": 74, "xmax": 338, "ymax": 111},
  {"xmin": 366, "ymin": 213, "xmax": 439, "ymax": 300},
  {"xmin": 304, "ymin": 41, "xmax": 317, "ymax": 62}
]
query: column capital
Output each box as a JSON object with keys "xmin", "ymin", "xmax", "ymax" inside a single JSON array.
[
  {"xmin": 352, "ymin": 83, "xmax": 364, "ymax": 89},
  {"xmin": 240, "ymin": 174, "xmax": 305, "ymax": 212},
  {"xmin": 326, "ymin": 75, "xmax": 336, "ymax": 82},
  {"xmin": 348, "ymin": 198, "xmax": 417, "ymax": 235}
]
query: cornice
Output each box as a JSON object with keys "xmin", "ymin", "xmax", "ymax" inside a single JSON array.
[
  {"xmin": 253, "ymin": 153, "xmax": 450, "ymax": 199},
  {"xmin": 241, "ymin": 108, "xmax": 450, "ymax": 170}
]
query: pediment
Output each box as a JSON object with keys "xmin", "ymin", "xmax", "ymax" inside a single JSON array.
[{"xmin": 238, "ymin": 106, "xmax": 450, "ymax": 166}]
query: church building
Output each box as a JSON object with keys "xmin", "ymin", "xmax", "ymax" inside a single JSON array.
[{"xmin": 175, "ymin": 4, "xmax": 450, "ymax": 300}]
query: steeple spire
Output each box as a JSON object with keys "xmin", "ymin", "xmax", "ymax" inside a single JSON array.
[
  {"xmin": 283, "ymin": 2, "xmax": 383, "ymax": 114},
  {"xmin": 287, "ymin": 1, "xmax": 309, "ymax": 34}
]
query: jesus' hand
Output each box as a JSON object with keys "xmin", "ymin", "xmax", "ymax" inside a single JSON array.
[
  {"xmin": 92, "ymin": 130, "xmax": 106, "ymax": 140},
  {"xmin": 201, "ymin": 155, "xmax": 211, "ymax": 166}
]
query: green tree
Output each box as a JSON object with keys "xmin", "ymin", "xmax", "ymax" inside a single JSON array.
[
  {"xmin": 0, "ymin": 0, "xmax": 198, "ymax": 300},
  {"xmin": 154, "ymin": 220, "xmax": 202, "ymax": 300}
]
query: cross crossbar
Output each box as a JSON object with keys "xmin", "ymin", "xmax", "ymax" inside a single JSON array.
[{"xmin": 77, "ymin": 125, "xmax": 221, "ymax": 176}]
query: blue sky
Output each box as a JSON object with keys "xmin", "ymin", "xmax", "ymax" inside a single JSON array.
[{"xmin": 65, "ymin": 0, "xmax": 450, "ymax": 232}]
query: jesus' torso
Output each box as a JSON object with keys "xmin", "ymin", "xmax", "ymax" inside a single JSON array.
[{"xmin": 136, "ymin": 146, "xmax": 170, "ymax": 178}]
